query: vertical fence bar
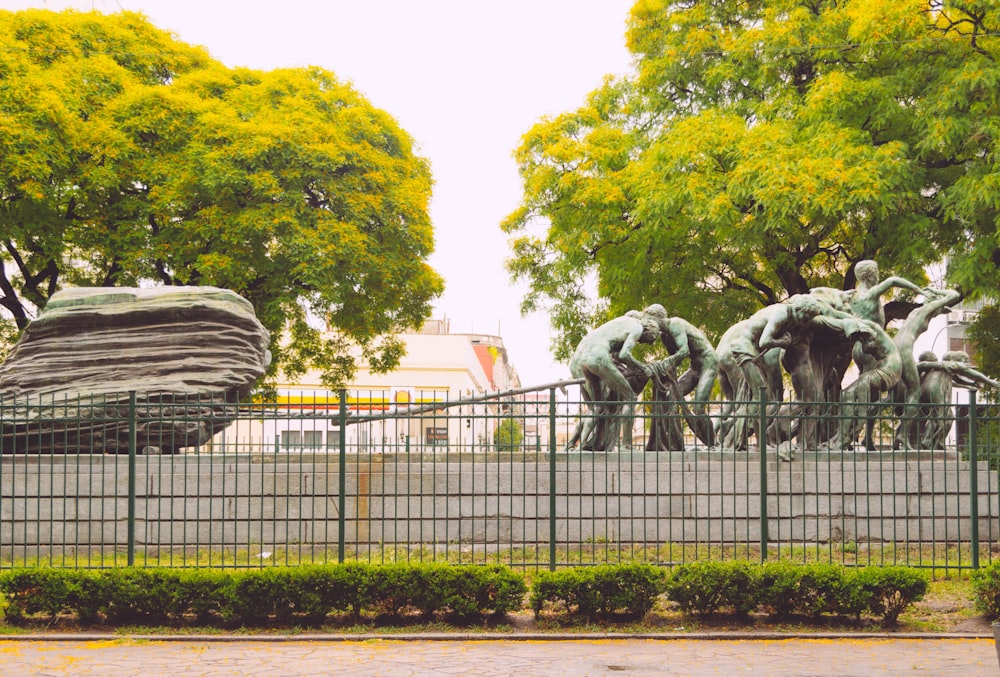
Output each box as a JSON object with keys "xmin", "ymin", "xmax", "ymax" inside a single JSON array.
[
  {"xmin": 126, "ymin": 391, "xmax": 137, "ymax": 567},
  {"xmin": 969, "ymin": 390, "xmax": 980, "ymax": 570},
  {"xmin": 338, "ymin": 389, "xmax": 347, "ymax": 563},
  {"xmin": 758, "ymin": 387, "xmax": 768, "ymax": 563},
  {"xmin": 548, "ymin": 387, "xmax": 557, "ymax": 571}
]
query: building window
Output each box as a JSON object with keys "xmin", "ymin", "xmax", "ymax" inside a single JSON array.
[{"xmin": 280, "ymin": 430, "xmax": 324, "ymax": 449}]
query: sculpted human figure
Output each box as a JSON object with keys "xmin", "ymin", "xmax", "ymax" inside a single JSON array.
[
  {"xmin": 812, "ymin": 260, "xmax": 942, "ymax": 446},
  {"xmin": 642, "ymin": 304, "xmax": 718, "ymax": 446},
  {"xmin": 757, "ymin": 298, "xmax": 874, "ymax": 458},
  {"xmin": 566, "ymin": 310, "xmax": 659, "ymax": 451},
  {"xmin": 846, "ymin": 259, "xmax": 939, "ymax": 327},
  {"xmin": 885, "ymin": 289, "xmax": 961, "ymax": 449},
  {"xmin": 916, "ymin": 350, "xmax": 999, "ymax": 449},
  {"xmin": 916, "ymin": 351, "xmax": 952, "ymax": 450},
  {"xmin": 715, "ymin": 295, "xmax": 836, "ymax": 451},
  {"xmin": 642, "ymin": 305, "xmax": 718, "ymax": 406},
  {"xmin": 826, "ymin": 318, "xmax": 901, "ymax": 450}
]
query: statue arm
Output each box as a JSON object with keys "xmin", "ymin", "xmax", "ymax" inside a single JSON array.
[
  {"xmin": 756, "ymin": 308, "xmax": 789, "ymax": 351},
  {"xmin": 807, "ymin": 314, "xmax": 857, "ymax": 337},
  {"xmin": 868, "ymin": 276, "xmax": 925, "ymax": 299},
  {"xmin": 952, "ymin": 365, "xmax": 1000, "ymax": 390},
  {"xmin": 617, "ymin": 328, "xmax": 650, "ymax": 375},
  {"xmin": 663, "ymin": 322, "xmax": 690, "ymax": 369}
]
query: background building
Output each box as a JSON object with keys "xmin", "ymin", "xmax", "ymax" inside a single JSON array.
[{"xmin": 231, "ymin": 319, "xmax": 525, "ymax": 454}]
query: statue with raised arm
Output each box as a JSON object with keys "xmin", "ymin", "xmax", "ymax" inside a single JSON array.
[
  {"xmin": 566, "ymin": 310, "xmax": 659, "ymax": 451},
  {"xmin": 886, "ymin": 289, "xmax": 961, "ymax": 449},
  {"xmin": 812, "ymin": 259, "xmax": 942, "ymax": 447}
]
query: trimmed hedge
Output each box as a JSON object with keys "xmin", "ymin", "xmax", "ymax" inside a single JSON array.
[
  {"xmin": 663, "ymin": 561, "xmax": 928, "ymax": 624},
  {"xmin": 665, "ymin": 561, "xmax": 757, "ymax": 616},
  {"xmin": 0, "ymin": 561, "xmax": 931, "ymax": 627},
  {"xmin": 0, "ymin": 563, "xmax": 526, "ymax": 626},
  {"xmin": 530, "ymin": 563, "xmax": 668, "ymax": 617}
]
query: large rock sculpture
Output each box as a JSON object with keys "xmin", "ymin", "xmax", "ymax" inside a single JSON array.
[{"xmin": 0, "ymin": 286, "xmax": 271, "ymax": 454}]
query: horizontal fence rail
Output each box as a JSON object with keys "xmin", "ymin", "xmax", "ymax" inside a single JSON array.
[{"xmin": 1, "ymin": 387, "xmax": 998, "ymax": 572}]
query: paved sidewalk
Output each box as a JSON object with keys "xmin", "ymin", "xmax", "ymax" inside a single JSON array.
[{"xmin": 0, "ymin": 636, "xmax": 997, "ymax": 676}]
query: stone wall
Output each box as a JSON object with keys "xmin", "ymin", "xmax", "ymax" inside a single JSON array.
[{"xmin": 1, "ymin": 452, "xmax": 997, "ymax": 556}]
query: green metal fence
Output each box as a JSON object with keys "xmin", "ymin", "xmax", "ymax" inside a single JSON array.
[{"xmin": 1, "ymin": 385, "xmax": 998, "ymax": 572}]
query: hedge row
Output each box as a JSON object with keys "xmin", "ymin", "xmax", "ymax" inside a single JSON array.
[
  {"xmin": 0, "ymin": 562, "xmax": 526, "ymax": 625},
  {"xmin": 531, "ymin": 562, "xmax": 929, "ymax": 624},
  {"xmin": 661, "ymin": 561, "xmax": 929, "ymax": 623},
  {"xmin": 530, "ymin": 563, "xmax": 668, "ymax": 617},
  {"xmin": 0, "ymin": 561, "xmax": 931, "ymax": 627}
]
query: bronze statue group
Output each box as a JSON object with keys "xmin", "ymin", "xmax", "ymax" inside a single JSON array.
[{"xmin": 566, "ymin": 261, "xmax": 998, "ymax": 459}]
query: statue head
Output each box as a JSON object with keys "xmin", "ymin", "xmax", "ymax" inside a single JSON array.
[
  {"xmin": 641, "ymin": 303, "xmax": 670, "ymax": 332},
  {"xmin": 642, "ymin": 303, "xmax": 668, "ymax": 321},
  {"xmin": 918, "ymin": 351, "xmax": 938, "ymax": 362},
  {"xmin": 943, "ymin": 350, "xmax": 970, "ymax": 363},
  {"xmin": 855, "ymin": 260, "xmax": 880, "ymax": 287}
]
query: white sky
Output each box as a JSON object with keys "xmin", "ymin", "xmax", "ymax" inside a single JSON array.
[{"xmin": 4, "ymin": 0, "xmax": 636, "ymax": 386}]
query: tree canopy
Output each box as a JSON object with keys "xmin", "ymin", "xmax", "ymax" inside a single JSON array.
[
  {"xmin": 0, "ymin": 9, "xmax": 443, "ymax": 384},
  {"xmin": 503, "ymin": 0, "xmax": 1000, "ymax": 370}
]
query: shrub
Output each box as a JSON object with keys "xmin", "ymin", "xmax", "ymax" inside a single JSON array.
[
  {"xmin": 0, "ymin": 568, "xmax": 78, "ymax": 620},
  {"xmin": 531, "ymin": 564, "xmax": 666, "ymax": 618},
  {"xmin": 530, "ymin": 568, "xmax": 594, "ymax": 616},
  {"xmin": 225, "ymin": 567, "xmax": 299, "ymax": 624},
  {"xmin": 474, "ymin": 564, "xmax": 527, "ymax": 615},
  {"xmin": 852, "ymin": 566, "xmax": 929, "ymax": 624},
  {"xmin": 100, "ymin": 569, "xmax": 180, "ymax": 623},
  {"xmin": 170, "ymin": 569, "xmax": 230, "ymax": 622},
  {"xmin": 665, "ymin": 561, "xmax": 756, "ymax": 616},
  {"xmin": 317, "ymin": 562, "xmax": 372, "ymax": 617},
  {"xmin": 494, "ymin": 418, "xmax": 523, "ymax": 451},
  {"xmin": 368, "ymin": 562, "xmax": 426, "ymax": 616},
  {"xmin": 972, "ymin": 561, "xmax": 1000, "ymax": 619},
  {"xmin": 368, "ymin": 563, "xmax": 525, "ymax": 618},
  {"xmin": 796, "ymin": 563, "xmax": 855, "ymax": 618},
  {"xmin": 756, "ymin": 561, "xmax": 801, "ymax": 618}
]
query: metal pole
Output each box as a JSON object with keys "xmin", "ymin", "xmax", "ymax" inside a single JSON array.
[
  {"xmin": 549, "ymin": 387, "xmax": 557, "ymax": 571},
  {"xmin": 969, "ymin": 390, "xmax": 980, "ymax": 570},
  {"xmin": 758, "ymin": 386, "xmax": 768, "ymax": 563},
  {"xmin": 127, "ymin": 391, "xmax": 137, "ymax": 566},
  {"xmin": 338, "ymin": 389, "xmax": 347, "ymax": 563}
]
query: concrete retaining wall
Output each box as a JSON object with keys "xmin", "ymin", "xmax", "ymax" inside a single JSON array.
[{"xmin": 2, "ymin": 452, "xmax": 998, "ymax": 554}]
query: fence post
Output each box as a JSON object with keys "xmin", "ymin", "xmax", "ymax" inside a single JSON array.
[
  {"xmin": 758, "ymin": 386, "xmax": 768, "ymax": 563},
  {"xmin": 969, "ymin": 390, "xmax": 980, "ymax": 570},
  {"xmin": 127, "ymin": 390, "xmax": 137, "ymax": 567},
  {"xmin": 549, "ymin": 387, "xmax": 557, "ymax": 572},
  {"xmin": 338, "ymin": 389, "xmax": 347, "ymax": 563}
]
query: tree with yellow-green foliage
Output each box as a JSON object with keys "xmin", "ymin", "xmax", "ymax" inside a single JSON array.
[
  {"xmin": 504, "ymin": 0, "xmax": 1000, "ymax": 374},
  {"xmin": 0, "ymin": 9, "xmax": 442, "ymax": 385}
]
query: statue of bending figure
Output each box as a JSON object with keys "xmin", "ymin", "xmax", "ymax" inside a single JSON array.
[
  {"xmin": 643, "ymin": 304, "xmax": 719, "ymax": 446},
  {"xmin": 566, "ymin": 310, "xmax": 659, "ymax": 451},
  {"xmin": 715, "ymin": 295, "xmax": 836, "ymax": 451}
]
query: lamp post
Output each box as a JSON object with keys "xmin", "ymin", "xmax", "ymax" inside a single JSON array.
[{"xmin": 930, "ymin": 320, "xmax": 970, "ymax": 357}]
